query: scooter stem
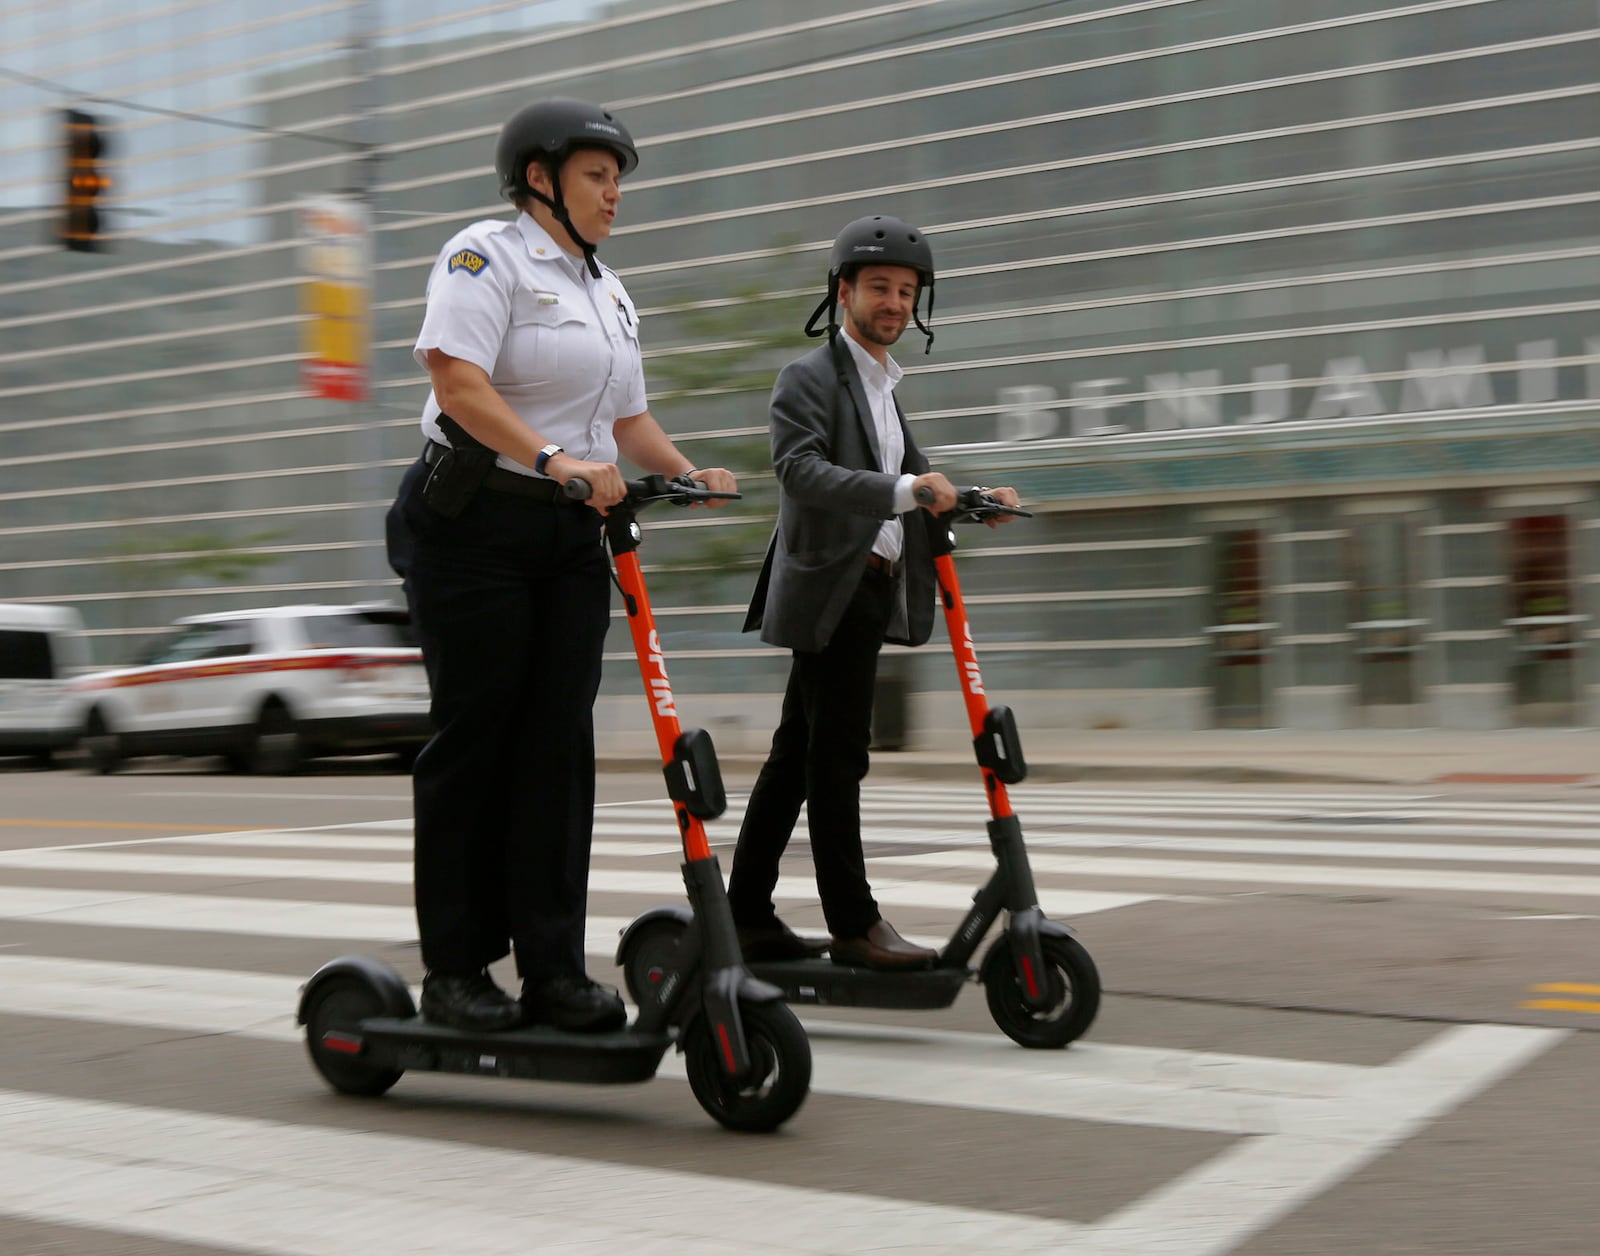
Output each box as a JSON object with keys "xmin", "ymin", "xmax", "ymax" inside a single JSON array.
[
  {"xmin": 608, "ymin": 540, "xmax": 716, "ymax": 863},
  {"xmin": 600, "ymin": 495, "xmax": 774, "ymax": 1079},
  {"xmin": 933, "ymin": 551, "xmax": 1015, "ymax": 822}
]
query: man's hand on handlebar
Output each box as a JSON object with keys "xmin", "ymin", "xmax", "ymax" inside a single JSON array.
[
  {"xmin": 981, "ymin": 485, "xmax": 1022, "ymax": 529},
  {"xmin": 915, "ymin": 482, "xmax": 1032, "ymax": 524},
  {"xmin": 911, "ymin": 472, "xmax": 958, "ymax": 515}
]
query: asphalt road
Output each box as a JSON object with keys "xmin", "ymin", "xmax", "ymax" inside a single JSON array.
[{"xmin": 1, "ymin": 756, "xmax": 1597, "ymax": 1255}]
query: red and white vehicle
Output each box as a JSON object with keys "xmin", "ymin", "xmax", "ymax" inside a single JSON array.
[{"xmin": 71, "ymin": 604, "xmax": 432, "ymax": 774}]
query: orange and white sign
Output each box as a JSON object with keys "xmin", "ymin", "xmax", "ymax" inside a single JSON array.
[{"xmin": 300, "ymin": 197, "xmax": 370, "ymax": 402}]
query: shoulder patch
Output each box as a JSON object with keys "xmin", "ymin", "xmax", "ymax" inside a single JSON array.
[{"xmin": 448, "ymin": 249, "xmax": 490, "ymax": 276}]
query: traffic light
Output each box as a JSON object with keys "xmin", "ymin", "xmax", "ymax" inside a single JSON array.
[{"xmin": 60, "ymin": 109, "xmax": 110, "ymax": 252}]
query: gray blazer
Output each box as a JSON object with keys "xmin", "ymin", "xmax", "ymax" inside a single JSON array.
[{"xmin": 744, "ymin": 337, "xmax": 940, "ymax": 653}]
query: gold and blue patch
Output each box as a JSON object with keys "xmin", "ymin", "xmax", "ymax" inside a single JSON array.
[{"xmin": 448, "ymin": 249, "xmax": 489, "ymax": 276}]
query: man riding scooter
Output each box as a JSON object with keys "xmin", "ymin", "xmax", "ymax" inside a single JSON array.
[{"xmin": 726, "ymin": 214, "xmax": 1021, "ymax": 969}]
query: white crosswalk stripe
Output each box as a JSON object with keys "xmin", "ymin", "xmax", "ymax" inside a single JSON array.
[
  {"xmin": 0, "ymin": 1088, "xmax": 1082, "ymax": 1256},
  {"xmin": 0, "ymin": 782, "xmax": 1589, "ymax": 1254},
  {"xmin": 0, "ymin": 953, "xmax": 1377, "ymax": 1135}
]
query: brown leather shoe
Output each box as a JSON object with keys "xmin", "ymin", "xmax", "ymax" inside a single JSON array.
[
  {"xmin": 737, "ymin": 919, "xmax": 829, "ymax": 962},
  {"xmin": 829, "ymin": 919, "xmax": 937, "ymax": 971}
]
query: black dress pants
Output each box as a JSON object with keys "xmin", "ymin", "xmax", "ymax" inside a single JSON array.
[
  {"xmin": 387, "ymin": 457, "xmax": 610, "ymax": 984},
  {"xmin": 728, "ymin": 564, "xmax": 894, "ymax": 939}
]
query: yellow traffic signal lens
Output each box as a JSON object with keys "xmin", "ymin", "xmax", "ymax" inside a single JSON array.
[{"xmin": 59, "ymin": 109, "xmax": 110, "ymax": 252}]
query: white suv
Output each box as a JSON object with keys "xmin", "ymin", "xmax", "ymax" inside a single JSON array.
[
  {"xmin": 0, "ymin": 603, "xmax": 91, "ymax": 767},
  {"xmin": 72, "ymin": 604, "xmax": 431, "ymax": 774}
]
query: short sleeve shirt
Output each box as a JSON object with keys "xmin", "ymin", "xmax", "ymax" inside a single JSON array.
[{"xmin": 414, "ymin": 214, "xmax": 647, "ymax": 476}]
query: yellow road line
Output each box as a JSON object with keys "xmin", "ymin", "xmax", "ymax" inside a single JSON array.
[
  {"xmin": 1521, "ymin": 998, "xmax": 1600, "ymax": 1014},
  {"xmin": 1529, "ymin": 982, "xmax": 1600, "ymax": 996},
  {"xmin": 0, "ymin": 818, "xmax": 255, "ymax": 832}
]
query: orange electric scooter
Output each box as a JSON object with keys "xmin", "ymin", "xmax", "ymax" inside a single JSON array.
[
  {"xmin": 619, "ymin": 488, "xmax": 1100, "ymax": 1048},
  {"xmin": 299, "ymin": 475, "xmax": 811, "ymax": 1131}
]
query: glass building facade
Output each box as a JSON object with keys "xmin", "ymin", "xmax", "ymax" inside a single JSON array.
[{"xmin": 2, "ymin": 0, "xmax": 1597, "ymax": 732}]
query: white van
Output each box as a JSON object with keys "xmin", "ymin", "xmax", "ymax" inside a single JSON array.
[
  {"xmin": 0, "ymin": 603, "xmax": 90, "ymax": 766},
  {"xmin": 71, "ymin": 604, "xmax": 429, "ymax": 774}
]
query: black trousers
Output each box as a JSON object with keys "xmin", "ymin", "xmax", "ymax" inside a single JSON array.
[
  {"xmin": 728, "ymin": 565, "xmax": 894, "ymax": 939},
  {"xmin": 387, "ymin": 457, "xmax": 610, "ymax": 984}
]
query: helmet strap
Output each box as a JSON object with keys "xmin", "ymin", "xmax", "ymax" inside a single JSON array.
[
  {"xmin": 802, "ymin": 275, "xmax": 841, "ymax": 344},
  {"xmin": 913, "ymin": 279, "xmax": 935, "ymax": 355},
  {"xmin": 525, "ymin": 169, "xmax": 602, "ymax": 279}
]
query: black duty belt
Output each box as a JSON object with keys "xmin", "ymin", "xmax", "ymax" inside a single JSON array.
[
  {"xmin": 423, "ymin": 441, "xmax": 566, "ymax": 503},
  {"xmin": 865, "ymin": 552, "xmax": 900, "ymax": 578}
]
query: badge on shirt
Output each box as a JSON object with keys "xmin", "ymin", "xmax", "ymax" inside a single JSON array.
[{"xmin": 448, "ymin": 249, "xmax": 489, "ymax": 276}]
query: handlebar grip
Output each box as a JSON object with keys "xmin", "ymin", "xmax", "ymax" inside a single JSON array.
[
  {"xmin": 917, "ymin": 485, "xmax": 1034, "ymax": 518},
  {"xmin": 916, "ymin": 484, "xmax": 986, "ymax": 509},
  {"xmin": 670, "ymin": 473, "xmax": 741, "ymax": 501},
  {"xmin": 560, "ymin": 474, "xmax": 740, "ymax": 504}
]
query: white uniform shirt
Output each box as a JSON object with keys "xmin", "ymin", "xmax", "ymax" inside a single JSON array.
[
  {"xmin": 413, "ymin": 214, "xmax": 647, "ymax": 477},
  {"xmin": 840, "ymin": 331, "xmax": 917, "ymax": 563}
]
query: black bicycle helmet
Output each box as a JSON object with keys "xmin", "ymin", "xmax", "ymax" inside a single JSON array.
[
  {"xmin": 495, "ymin": 98, "xmax": 638, "ymax": 277},
  {"xmin": 804, "ymin": 215, "xmax": 937, "ymax": 353}
]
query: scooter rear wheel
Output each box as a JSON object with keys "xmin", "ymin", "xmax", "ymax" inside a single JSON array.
[
  {"xmin": 304, "ymin": 976, "xmax": 405, "ymax": 1097},
  {"xmin": 683, "ymin": 1000, "xmax": 811, "ymax": 1132},
  {"xmin": 980, "ymin": 932, "xmax": 1100, "ymax": 1049},
  {"xmin": 621, "ymin": 914, "xmax": 688, "ymax": 1006}
]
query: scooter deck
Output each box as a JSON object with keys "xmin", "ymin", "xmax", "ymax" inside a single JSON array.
[
  {"xmin": 747, "ymin": 959, "xmax": 970, "ymax": 1010},
  {"xmin": 357, "ymin": 1016, "xmax": 672, "ymax": 1084}
]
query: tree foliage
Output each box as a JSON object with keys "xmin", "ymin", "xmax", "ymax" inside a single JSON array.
[
  {"xmin": 647, "ymin": 238, "xmax": 812, "ymax": 404},
  {"xmin": 101, "ymin": 529, "xmax": 292, "ymax": 586}
]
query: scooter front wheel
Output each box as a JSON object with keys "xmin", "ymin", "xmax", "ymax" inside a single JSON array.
[
  {"xmin": 304, "ymin": 976, "xmax": 405, "ymax": 1097},
  {"xmin": 683, "ymin": 1000, "xmax": 811, "ymax": 1133},
  {"xmin": 980, "ymin": 931, "xmax": 1100, "ymax": 1049}
]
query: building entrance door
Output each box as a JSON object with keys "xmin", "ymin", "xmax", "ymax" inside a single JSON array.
[
  {"xmin": 1348, "ymin": 517, "xmax": 1426, "ymax": 726},
  {"xmin": 1506, "ymin": 514, "xmax": 1583, "ymax": 726},
  {"xmin": 1205, "ymin": 529, "xmax": 1273, "ymax": 728}
]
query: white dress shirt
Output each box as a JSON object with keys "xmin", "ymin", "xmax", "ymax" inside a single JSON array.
[
  {"xmin": 840, "ymin": 330, "xmax": 917, "ymax": 563},
  {"xmin": 413, "ymin": 214, "xmax": 646, "ymax": 477}
]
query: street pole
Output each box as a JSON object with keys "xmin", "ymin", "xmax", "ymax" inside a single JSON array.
[{"xmin": 350, "ymin": 0, "xmax": 391, "ymax": 598}]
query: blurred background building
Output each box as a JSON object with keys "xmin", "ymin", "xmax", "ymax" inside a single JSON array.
[{"xmin": 1, "ymin": 0, "xmax": 1596, "ymax": 734}]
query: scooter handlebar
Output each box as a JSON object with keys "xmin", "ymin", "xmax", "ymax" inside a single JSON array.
[
  {"xmin": 562, "ymin": 473, "xmax": 741, "ymax": 508},
  {"xmin": 913, "ymin": 484, "xmax": 1033, "ymax": 520}
]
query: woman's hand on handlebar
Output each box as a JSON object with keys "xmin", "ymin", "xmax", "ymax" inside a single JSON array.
[
  {"xmin": 551, "ymin": 456, "xmax": 627, "ymax": 513},
  {"xmin": 911, "ymin": 472, "xmax": 958, "ymax": 515},
  {"xmin": 684, "ymin": 466, "xmax": 738, "ymax": 507}
]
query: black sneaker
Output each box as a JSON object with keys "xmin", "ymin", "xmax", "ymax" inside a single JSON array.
[
  {"xmin": 523, "ymin": 974, "xmax": 627, "ymax": 1033},
  {"xmin": 419, "ymin": 970, "xmax": 523, "ymax": 1032}
]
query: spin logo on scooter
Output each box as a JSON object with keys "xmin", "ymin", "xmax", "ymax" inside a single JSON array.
[
  {"xmin": 646, "ymin": 629, "xmax": 676, "ymax": 718},
  {"xmin": 960, "ymin": 623, "xmax": 985, "ymax": 697}
]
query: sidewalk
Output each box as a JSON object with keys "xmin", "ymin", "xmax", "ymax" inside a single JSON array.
[{"xmin": 598, "ymin": 726, "xmax": 1600, "ymax": 787}]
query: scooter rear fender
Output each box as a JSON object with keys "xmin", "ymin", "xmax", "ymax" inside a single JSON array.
[{"xmin": 296, "ymin": 953, "xmax": 416, "ymax": 1025}]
